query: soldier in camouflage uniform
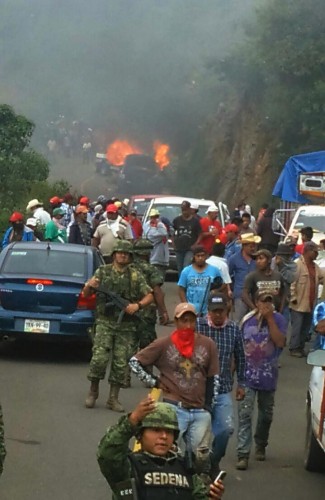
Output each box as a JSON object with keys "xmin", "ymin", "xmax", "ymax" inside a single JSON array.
[
  {"xmin": 0, "ymin": 403, "xmax": 6, "ymax": 477},
  {"xmin": 133, "ymin": 239, "xmax": 170, "ymax": 349},
  {"xmin": 83, "ymin": 240, "xmax": 153, "ymax": 412},
  {"xmin": 97, "ymin": 395, "xmax": 224, "ymax": 499}
]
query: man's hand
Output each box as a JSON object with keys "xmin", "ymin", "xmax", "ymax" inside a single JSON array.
[
  {"xmin": 235, "ymin": 386, "xmax": 245, "ymax": 401},
  {"xmin": 129, "ymin": 395, "xmax": 157, "ymax": 426},
  {"xmin": 209, "ymin": 480, "xmax": 225, "ymax": 499},
  {"xmin": 125, "ymin": 303, "xmax": 141, "ymax": 315},
  {"xmin": 86, "ymin": 277, "xmax": 100, "ymax": 289},
  {"xmin": 258, "ymin": 302, "xmax": 274, "ymax": 320},
  {"xmin": 159, "ymin": 311, "xmax": 170, "ymax": 325}
]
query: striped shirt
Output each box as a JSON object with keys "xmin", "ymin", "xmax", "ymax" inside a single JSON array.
[{"xmin": 196, "ymin": 316, "xmax": 246, "ymax": 394}]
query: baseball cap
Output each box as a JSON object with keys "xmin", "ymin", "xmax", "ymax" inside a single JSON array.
[
  {"xmin": 206, "ymin": 204, "xmax": 219, "ymax": 213},
  {"xmin": 53, "ymin": 208, "xmax": 65, "ymax": 216},
  {"xmin": 9, "ymin": 212, "xmax": 24, "ymax": 222},
  {"xmin": 50, "ymin": 196, "xmax": 63, "ymax": 205},
  {"xmin": 79, "ymin": 196, "xmax": 90, "ymax": 205},
  {"xmin": 129, "ymin": 209, "xmax": 137, "ymax": 215},
  {"xmin": 106, "ymin": 204, "xmax": 119, "ymax": 213},
  {"xmin": 149, "ymin": 208, "xmax": 160, "ymax": 217},
  {"xmin": 253, "ymin": 249, "xmax": 273, "ymax": 260},
  {"xmin": 190, "ymin": 202, "xmax": 199, "ymax": 210},
  {"xmin": 26, "ymin": 217, "xmax": 37, "ymax": 226},
  {"xmin": 174, "ymin": 303, "xmax": 197, "ymax": 318},
  {"xmin": 208, "ymin": 293, "xmax": 228, "ymax": 310},
  {"xmin": 255, "ymin": 289, "xmax": 274, "ymax": 301},
  {"xmin": 225, "ymin": 223, "xmax": 239, "ymax": 233},
  {"xmin": 75, "ymin": 204, "xmax": 88, "ymax": 214}
]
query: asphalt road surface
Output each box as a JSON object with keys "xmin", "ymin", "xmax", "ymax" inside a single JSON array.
[{"xmin": 0, "ymin": 281, "xmax": 324, "ymax": 499}]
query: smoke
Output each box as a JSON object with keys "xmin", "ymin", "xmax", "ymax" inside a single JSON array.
[{"xmin": 0, "ymin": 0, "xmax": 260, "ymax": 152}]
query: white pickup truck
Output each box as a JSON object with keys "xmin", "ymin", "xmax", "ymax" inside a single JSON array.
[{"xmin": 304, "ymin": 347, "xmax": 325, "ymax": 472}]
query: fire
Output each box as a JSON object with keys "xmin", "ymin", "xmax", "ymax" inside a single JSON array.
[
  {"xmin": 106, "ymin": 139, "xmax": 142, "ymax": 166},
  {"xmin": 154, "ymin": 141, "xmax": 170, "ymax": 170}
]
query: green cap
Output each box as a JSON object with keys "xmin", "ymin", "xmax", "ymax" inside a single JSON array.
[
  {"xmin": 140, "ymin": 403, "xmax": 179, "ymax": 431},
  {"xmin": 112, "ymin": 240, "xmax": 134, "ymax": 254},
  {"xmin": 133, "ymin": 239, "xmax": 153, "ymax": 255}
]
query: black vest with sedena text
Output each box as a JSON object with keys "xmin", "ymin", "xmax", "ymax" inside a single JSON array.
[{"xmin": 128, "ymin": 452, "xmax": 194, "ymax": 500}]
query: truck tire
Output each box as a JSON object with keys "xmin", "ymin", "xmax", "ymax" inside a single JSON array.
[{"xmin": 304, "ymin": 406, "xmax": 325, "ymax": 472}]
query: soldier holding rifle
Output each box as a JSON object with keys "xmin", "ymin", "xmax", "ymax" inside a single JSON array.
[{"xmin": 83, "ymin": 240, "xmax": 153, "ymax": 412}]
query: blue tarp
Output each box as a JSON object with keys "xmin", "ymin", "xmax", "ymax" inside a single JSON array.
[{"xmin": 272, "ymin": 151, "xmax": 325, "ymax": 203}]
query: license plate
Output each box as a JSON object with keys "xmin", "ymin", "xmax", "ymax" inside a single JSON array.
[{"xmin": 24, "ymin": 319, "xmax": 50, "ymax": 334}]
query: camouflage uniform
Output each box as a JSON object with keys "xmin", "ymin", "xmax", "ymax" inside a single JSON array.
[
  {"xmin": 87, "ymin": 262, "xmax": 151, "ymax": 388},
  {"xmin": 0, "ymin": 403, "xmax": 6, "ymax": 476},
  {"xmin": 133, "ymin": 255, "xmax": 163, "ymax": 349},
  {"xmin": 97, "ymin": 404, "xmax": 211, "ymax": 499}
]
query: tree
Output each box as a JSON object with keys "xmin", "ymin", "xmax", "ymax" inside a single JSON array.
[{"xmin": 0, "ymin": 104, "xmax": 49, "ymax": 210}]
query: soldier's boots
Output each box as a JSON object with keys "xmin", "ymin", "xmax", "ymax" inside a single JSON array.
[
  {"xmin": 106, "ymin": 384, "xmax": 124, "ymax": 412},
  {"xmin": 85, "ymin": 380, "xmax": 99, "ymax": 409}
]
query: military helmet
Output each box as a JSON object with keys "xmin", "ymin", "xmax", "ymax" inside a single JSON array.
[
  {"xmin": 133, "ymin": 239, "xmax": 153, "ymax": 255},
  {"xmin": 112, "ymin": 240, "xmax": 134, "ymax": 254},
  {"xmin": 140, "ymin": 403, "xmax": 179, "ymax": 432}
]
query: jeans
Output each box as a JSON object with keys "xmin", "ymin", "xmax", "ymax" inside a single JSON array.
[
  {"xmin": 211, "ymin": 392, "xmax": 234, "ymax": 465},
  {"xmin": 175, "ymin": 250, "xmax": 193, "ymax": 275},
  {"xmin": 233, "ymin": 298, "xmax": 249, "ymax": 323},
  {"xmin": 237, "ymin": 387, "xmax": 275, "ymax": 458},
  {"xmin": 289, "ymin": 309, "xmax": 313, "ymax": 351},
  {"xmin": 175, "ymin": 406, "xmax": 212, "ymax": 473}
]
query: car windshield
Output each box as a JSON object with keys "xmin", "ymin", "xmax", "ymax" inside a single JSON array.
[
  {"xmin": 132, "ymin": 199, "xmax": 152, "ymax": 215},
  {"xmin": 152, "ymin": 203, "xmax": 210, "ymax": 222},
  {"xmin": 293, "ymin": 208, "xmax": 325, "ymax": 233},
  {"xmin": 2, "ymin": 249, "xmax": 86, "ymax": 278}
]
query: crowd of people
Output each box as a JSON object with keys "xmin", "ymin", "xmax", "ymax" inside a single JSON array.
[{"xmin": 1, "ymin": 194, "xmax": 325, "ymax": 499}]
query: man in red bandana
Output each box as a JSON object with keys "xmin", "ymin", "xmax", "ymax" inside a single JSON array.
[{"xmin": 129, "ymin": 303, "xmax": 219, "ymax": 480}]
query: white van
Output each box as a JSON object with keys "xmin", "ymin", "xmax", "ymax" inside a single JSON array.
[{"xmin": 304, "ymin": 347, "xmax": 325, "ymax": 472}]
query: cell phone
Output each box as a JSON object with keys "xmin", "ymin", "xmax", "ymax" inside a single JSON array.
[{"xmin": 214, "ymin": 470, "xmax": 227, "ymax": 483}]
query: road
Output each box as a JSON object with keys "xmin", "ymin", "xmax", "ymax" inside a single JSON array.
[
  {"xmin": 47, "ymin": 156, "xmax": 118, "ymax": 200},
  {"xmin": 0, "ymin": 281, "xmax": 324, "ymax": 499}
]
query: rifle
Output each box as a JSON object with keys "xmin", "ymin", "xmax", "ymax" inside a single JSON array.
[
  {"xmin": 198, "ymin": 277, "xmax": 211, "ymax": 316},
  {"xmin": 96, "ymin": 285, "xmax": 144, "ymax": 324}
]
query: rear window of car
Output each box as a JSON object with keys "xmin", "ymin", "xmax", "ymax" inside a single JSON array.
[{"xmin": 2, "ymin": 249, "xmax": 86, "ymax": 278}]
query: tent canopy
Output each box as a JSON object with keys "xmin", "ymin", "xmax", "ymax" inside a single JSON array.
[{"xmin": 272, "ymin": 151, "xmax": 325, "ymax": 203}]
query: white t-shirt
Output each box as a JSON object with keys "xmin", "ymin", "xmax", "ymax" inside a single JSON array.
[{"xmin": 206, "ymin": 255, "xmax": 231, "ymax": 284}]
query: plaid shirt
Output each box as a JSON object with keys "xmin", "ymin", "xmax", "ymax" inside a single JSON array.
[{"xmin": 196, "ymin": 316, "xmax": 246, "ymax": 394}]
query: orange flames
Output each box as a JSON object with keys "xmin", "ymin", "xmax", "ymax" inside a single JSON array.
[
  {"xmin": 106, "ymin": 138, "xmax": 171, "ymax": 169},
  {"xmin": 106, "ymin": 139, "xmax": 142, "ymax": 166},
  {"xmin": 154, "ymin": 141, "xmax": 170, "ymax": 170}
]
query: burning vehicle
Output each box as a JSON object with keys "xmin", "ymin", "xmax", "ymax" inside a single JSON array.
[{"xmin": 97, "ymin": 138, "xmax": 171, "ymax": 195}]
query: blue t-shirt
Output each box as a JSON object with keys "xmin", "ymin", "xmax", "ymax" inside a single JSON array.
[
  {"xmin": 241, "ymin": 312, "xmax": 286, "ymax": 391},
  {"xmin": 178, "ymin": 264, "xmax": 222, "ymax": 315}
]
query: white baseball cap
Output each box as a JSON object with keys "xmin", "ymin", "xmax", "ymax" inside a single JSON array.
[{"xmin": 206, "ymin": 204, "xmax": 219, "ymax": 213}]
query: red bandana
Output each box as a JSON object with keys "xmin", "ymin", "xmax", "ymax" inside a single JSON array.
[{"xmin": 171, "ymin": 328, "xmax": 195, "ymax": 358}]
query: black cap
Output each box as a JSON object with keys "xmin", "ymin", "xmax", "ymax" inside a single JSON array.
[
  {"xmin": 275, "ymin": 243, "xmax": 293, "ymax": 256},
  {"xmin": 208, "ymin": 292, "xmax": 228, "ymax": 310}
]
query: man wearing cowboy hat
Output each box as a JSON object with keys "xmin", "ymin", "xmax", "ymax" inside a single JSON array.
[
  {"xmin": 26, "ymin": 199, "xmax": 51, "ymax": 226},
  {"xmin": 228, "ymin": 233, "xmax": 261, "ymax": 323}
]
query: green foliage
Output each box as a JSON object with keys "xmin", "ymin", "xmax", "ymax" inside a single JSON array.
[
  {"xmin": 0, "ymin": 104, "xmax": 70, "ymax": 236},
  {"xmin": 219, "ymin": 0, "xmax": 325, "ymax": 159}
]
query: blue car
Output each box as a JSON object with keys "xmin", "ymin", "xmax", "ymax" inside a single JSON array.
[{"xmin": 0, "ymin": 242, "xmax": 104, "ymax": 341}]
